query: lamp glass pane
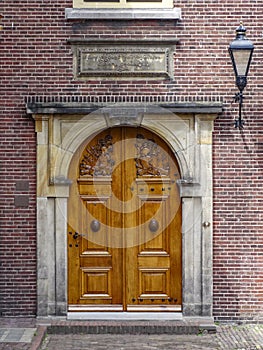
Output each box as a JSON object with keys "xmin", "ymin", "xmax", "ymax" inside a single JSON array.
[{"xmin": 232, "ymin": 49, "xmax": 251, "ymax": 76}]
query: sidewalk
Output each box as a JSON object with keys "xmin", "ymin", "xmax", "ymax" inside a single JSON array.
[
  {"xmin": 0, "ymin": 318, "xmax": 45, "ymax": 350},
  {"xmin": 0, "ymin": 317, "xmax": 262, "ymax": 350}
]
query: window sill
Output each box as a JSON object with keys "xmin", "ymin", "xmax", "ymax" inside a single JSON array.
[{"xmin": 65, "ymin": 8, "xmax": 181, "ymax": 20}]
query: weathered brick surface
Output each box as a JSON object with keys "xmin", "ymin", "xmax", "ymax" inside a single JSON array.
[
  {"xmin": 0, "ymin": 0, "xmax": 262, "ymax": 320},
  {"xmin": 39, "ymin": 325, "xmax": 263, "ymax": 350}
]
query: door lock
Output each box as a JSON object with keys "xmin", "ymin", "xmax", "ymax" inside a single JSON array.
[{"xmin": 73, "ymin": 232, "xmax": 79, "ymax": 240}]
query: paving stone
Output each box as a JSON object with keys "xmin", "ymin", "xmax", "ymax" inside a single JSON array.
[
  {"xmin": 3, "ymin": 329, "xmax": 25, "ymax": 342},
  {"xmin": 0, "ymin": 328, "xmax": 36, "ymax": 343},
  {"xmin": 39, "ymin": 334, "xmax": 220, "ymax": 350},
  {"xmin": 39, "ymin": 325, "xmax": 263, "ymax": 350},
  {"xmin": 0, "ymin": 318, "xmax": 263, "ymax": 350}
]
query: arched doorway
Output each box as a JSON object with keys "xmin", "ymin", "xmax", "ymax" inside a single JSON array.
[
  {"xmin": 29, "ymin": 102, "xmax": 220, "ymax": 318},
  {"xmin": 67, "ymin": 127, "xmax": 182, "ymax": 312}
]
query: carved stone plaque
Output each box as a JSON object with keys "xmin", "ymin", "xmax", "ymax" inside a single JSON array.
[{"xmin": 71, "ymin": 41, "xmax": 175, "ymax": 80}]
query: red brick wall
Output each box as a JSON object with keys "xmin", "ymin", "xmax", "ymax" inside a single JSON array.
[
  {"xmin": 0, "ymin": 108, "xmax": 37, "ymax": 316},
  {"xmin": 0, "ymin": 0, "xmax": 262, "ymax": 320}
]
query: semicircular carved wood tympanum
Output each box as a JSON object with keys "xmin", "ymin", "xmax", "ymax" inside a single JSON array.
[{"xmin": 79, "ymin": 133, "xmax": 170, "ymax": 178}]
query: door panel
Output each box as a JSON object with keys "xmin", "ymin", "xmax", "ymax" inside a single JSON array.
[{"xmin": 68, "ymin": 127, "xmax": 181, "ymax": 312}]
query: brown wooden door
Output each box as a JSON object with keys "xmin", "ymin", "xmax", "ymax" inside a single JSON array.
[{"xmin": 68, "ymin": 127, "xmax": 182, "ymax": 312}]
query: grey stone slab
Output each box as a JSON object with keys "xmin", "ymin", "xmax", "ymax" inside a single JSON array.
[
  {"xmin": 0, "ymin": 328, "xmax": 36, "ymax": 343},
  {"xmin": 0, "ymin": 330, "xmax": 8, "ymax": 341},
  {"xmin": 65, "ymin": 8, "xmax": 181, "ymax": 20},
  {"xmin": 20, "ymin": 328, "xmax": 37, "ymax": 343},
  {"xmin": 0, "ymin": 330, "xmax": 5, "ymax": 338},
  {"xmin": 26, "ymin": 101, "xmax": 223, "ymax": 115},
  {"xmin": 3, "ymin": 329, "xmax": 24, "ymax": 342},
  {"xmin": 67, "ymin": 312, "xmax": 183, "ymax": 321}
]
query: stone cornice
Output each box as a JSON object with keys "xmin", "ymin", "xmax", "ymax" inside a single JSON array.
[{"xmin": 27, "ymin": 102, "xmax": 223, "ymax": 115}]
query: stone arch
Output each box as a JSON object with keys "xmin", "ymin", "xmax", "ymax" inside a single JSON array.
[{"xmin": 53, "ymin": 112, "xmax": 192, "ymax": 186}]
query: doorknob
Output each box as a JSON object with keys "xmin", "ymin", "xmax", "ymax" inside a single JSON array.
[
  {"xmin": 149, "ymin": 219, "xmax": 159, "ymax": 233},
  {"xmin": 90, "ymin": 220, "xmax": 100, "ymax": 233}
]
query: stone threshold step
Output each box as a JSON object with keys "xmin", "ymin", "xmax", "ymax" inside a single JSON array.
[{"xmin": 43, "ymin": 321, "xmax": 216, "ymax": 335}]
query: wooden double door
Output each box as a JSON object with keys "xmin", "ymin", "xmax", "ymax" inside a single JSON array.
[{"xmin": 68, "ymin": 127, "xmax": 182, "ymax": 312}]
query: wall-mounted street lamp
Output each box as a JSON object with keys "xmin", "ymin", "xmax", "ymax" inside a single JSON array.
[{"xmin": 228, "ymin": 22, "xmax": 254, "ymax": 129}]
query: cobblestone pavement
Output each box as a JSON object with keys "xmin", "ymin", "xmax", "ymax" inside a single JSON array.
[
  {"xmin": 39, "ymin": 325, "xmax": 263, "ymax": 350},
  {"xmin": 0, "ymin": 322, "xmax": 263, "ymax": 350}
]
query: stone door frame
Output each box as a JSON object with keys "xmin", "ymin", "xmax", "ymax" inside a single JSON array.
[{"xmin": 27, "ymin": 102, "xmax": 222, "ymax": 318}]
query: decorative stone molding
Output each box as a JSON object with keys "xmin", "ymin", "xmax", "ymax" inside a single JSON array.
[
  {"xmin": 68, "ymin": 40, "xmax": 177, "ymax": 80},
  {"xmin": 28, "ymin": 101, "xmax": 222, "ymax": 319},
  {"xmin": 25, "ymin": 94, "xmax": 223, "ymax": 107}
]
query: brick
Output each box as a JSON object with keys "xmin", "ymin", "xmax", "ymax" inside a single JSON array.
[{"xmin": 0, "ymin": 0, "xmax": 262, "ymax": 320}]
